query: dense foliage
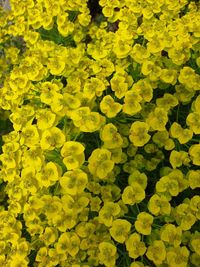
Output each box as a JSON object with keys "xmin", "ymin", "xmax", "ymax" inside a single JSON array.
[{"xmin": 0, "ymin": 0, "xmax": 200, "ymax": 266}]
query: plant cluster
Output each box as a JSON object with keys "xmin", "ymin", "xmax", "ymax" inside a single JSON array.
[{"xmin": 0, "ymin": 0, "xmax": 200, "ymax": 266}]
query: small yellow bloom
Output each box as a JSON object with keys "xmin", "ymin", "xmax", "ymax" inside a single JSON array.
[
  {"xmin": 100, "ymin": 95, "xmax": 122, "ymax": 118},
  {"xmin": 110, "ymin": 73, "xmax": 128, "ymax": 99},
  {"xmin": 128, "ymin": 170, "xmax": 147, "ymax": 189},
  {"xmin": 36, "ymin": 109, "xmax": 56, "ymax": 130},
  {"xmin": 109, "ymin": 219, "xmax": 131, "ymax": 243},
  {"xmin": 189, "ymin": 144, "xmax": 200, "ymax": 166},
  {"xmin": 147, "ymin": 107, "xmax": 168, "ymax": 131},
  {"xmin": 88, "ymin": 148, "xmax": 114, "ymax": 179},
  {"xmin": 123, "ymin": 90, "xmax": 142, "ymax": 115},
  {"xmin": 125, "ymin": 233, "xmax": 146, "ymax": 259},
  {"xmin": 161, "ymin": 224, "xmax": 182, "ymax": 247},
  {"xmin": 160, "ymin": 69, "xmax": 177, "ymax": 84},
  {"xmin": 166, "ymin": 246, "xmax": 189, "ymax": 267},
  {"xmin": 146, "ymin": 240, "xmax": 166, "ymax": 265},
  {"xmin": 20, "ymin": 125, "xmax": 40, "ymax": 147},
  {"xmin": 129, "ymin": 121, "xmax": 150, "ymax": 147},
  {"xmin": 187, "ymin": 170, "xmax": 200, "ymax": 189},
  {"xmin": 135, "ymin": 212, "xmax": 153, "ymax": 235},
  {"xmin": 40, "ymin": 127, "xmax": 65, "ymax": 150},
  {"xmin": 148, "ymin": 194, "xmax": 171, "ymax": 215},
  {"xmin": 98, "ymin": 242, "xmax": 117, "ymax": 267},
  {"xmin": 122, "ymin": 182, "xmax": 145, "ymax": 205},
  {"xmin": 170, "ymin": 150, "xmax": 190, "ymax": 169},
  {"xmin": 60, "ymin": 169, "xmax": 88, "ymax": 195},
  {"xmin": 47, "ymin": 57, "xmax": 66, "ymax": 76},
  {"xmin": 132, "ymin": 79, "xmax": 153, "ymax": 102},
  {"xmin": 186, "ymin": 112, "xmax": 200, "ymax": 134},
  {"xmin": 99, "ymin": 202, "xmax": 121, "ymax": 227},
  {"xmin": 61, "ymin": 141, "xmax": 85, "ymax": 170},
  {"xmin": 113, "ymin": 39, "xmax": 131, "ymax": 59},
  {"xmin": 100, "ymin": 123, "xmax": 123, "ymax": 149}
]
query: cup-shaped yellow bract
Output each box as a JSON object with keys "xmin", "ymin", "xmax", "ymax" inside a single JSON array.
[
  {"xmin": 129, "ymin": 121, "xmax": 150, "ymax": 147},
  {"xmin": 60, "ymin": 169, "xmax": 88, "ymax": 196}
]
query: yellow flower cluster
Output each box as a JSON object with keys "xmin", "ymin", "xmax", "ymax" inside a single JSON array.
[{"xmin": 0, "ymin": 0, "xmax": 200, "ymax": 266}]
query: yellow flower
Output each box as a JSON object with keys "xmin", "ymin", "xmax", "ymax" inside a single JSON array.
[
  {"xmin": 88, "ymin": 148, "xmax": 114, "ymax": 179},
  {"xmin": 148, "ymin": 194, "xmax": 171, "ymax": 216},
  {"xmin": 147, "ymin": 38, "xmax": 164, "ymax": 54},
  {"xmin": 178, "ymin": 66, "xmax": 196, "ymax": 89},
  {"xmin": 53, "ymin": 210, "xmax": 77, "ymax": 232},
  {"xmin": 141, "ymin": 60, "xmax": 155, "ymax": 76},
  {"xmin": 20, "ymin": 167, "xmax": 39, "ymax": 194},
  {"xmin": 100, "ymin": 95, "xmax": 122, "ymax": 118},
  {"xmin": 9, "ymin": 254, "xmax": 29, "ymax": 267},
  {"xmin": 128, "ymin": 170, "xmax": 147, "ymax": 189},
  {"xmin": 57, "ymin": 18, "xmax": 74, "ymax": 37},
  {"xmin": 129, "ymin": 121, "xmax": 151, "ymax": 147},
  {"xmin": 166, "ymin": 246, "xmax": 189, "ymax": 267},
  {"xmin": 147, "ymin": 107, "xmax": 168, "ymax": 131},
  {"xmin": 146, "ymin": 240, "xmax": 166, "ymax": 265},
  {"xmin": 125, "ymin": 233, "xmax": 146, "ymax": 259},
  {"xmin": 60, "ymin": 169, "xmax": 88, "ymax": 195},
  {"xmin": 149, "ymin": 65, "xmax": 162, "ymax": 81},
  {"xmin": 47, "ymin": 57, "xmax": 66, "ymax": 76},
  {"xmin": 83, "ymin": 77, "xmax": 105, "ymax": 99},
  {"xmin": 24, "ymin": 30, "xmax": 39, "ymax": 45},
  {"xmin": 60, "ymin": 141, "xmax": 85, "ymax": 157},
  {"xmin": 160, "ymin": 224, "xmax": 182, "ymax": 247},
  {"xmin": 110, "ymin": 148, "xmax": 123, "ymax": 163},
  {"xmin": 78, "ymin": 12, "xmax": 91, "ymax": 27},
  {"xmin": 22, "ymin": 145, "xmax": 44, "ymax": 170},
  {"xmin": 175, "ymin": 84, "xmax": 195, "ymax": 103},
  {"xmin": 37, "ymin": 162, "xmax": 61, "ymax": 187},
  {"xmin": 122, "ymin": 182, "xmax": 145, "ymax": 205},
  {"xmin": 174, "ymin": 203, "xmax": 196, "ymax": 230},
  {"xmin": 191, "ymin": 234, "xmax": 200, "ymax": 256},
  {"xmin": 98, "ymin": 242, "xmax": 117, "ymax": 267},
  {"xmin": 98, "ymin": 202, "xmax": 121, "ymax": 227},
  {"xmin": 156, "ymin": 175, "xmax": 179, "ymax": 197},
  {"xmin": 40, "ymin": 82, "xmax": 60, "ymax": 105},
  {"xmin": 20, "ymin": 125, "xmax": 40, "ymax": 147},
  {"xmin": 110, "ymin": 73, "xmax": 128, "ymax": 99},
  {"xmin": 193, "ymin": 95, "xmax": 200, "ymax": 112},
  {"xmin": 132, "ymin": 79, "xmax": 153, "ymax": 102},
  {"xmin": 82, "ymin": 112, "xmax": 105, "ymax": 133},
  {"xmin": 61, "ymin": 141, "xmax": 85, "ymax": 170},
  {"xmin": 36, "ymin": 109, "xmax": 56, "ymax": 130},
  {"xmin": 187, "ymin": 170, "xmax": 200, "ymax": 189},
  {"xmin": 41, "ymin": 227, "xmax": 58, "ymax": 246},
  {"xmin": 40, "ymin": 127, "xmax": 65, "ymax": 150},
  {"xmin": 100, "ymin": 123, "xmax": 123, "ymax": 149},
  {"xmin": 160, "ymin": 69, "xmax": 177, "ymax": 84},
  {"xmin": 67, "ymin": 232, "xmax": 80, "ymax": 257},
  {"xmin": 130, "ymin": 262, "xmax": 145, "ymax": 267},
  {"xmin": 170, "ymin": 122, "xmax": 193, "ymax": 144},
  {"xmin": 178, "ymin": 128, "xmax": 193, "ymax": 144},
  {"xmin": 156, "ymin": 93, "xmax": 178, "ymax": 111},
  {"xmin": 76, "ymin": 222, "xmax": 95, "ymax": 238},
  {"xmin": 131, "ymin": 44, "xmax": 150, "ymax": 64},
  {"xmin": 55, "ymin": 232, "xmax": 70, "ymax": 255},
  {"xmin": 135, "ymin": 212, "xmax": 154, "ymax": 235},
  {"xmin": 189, "ymin": 144, "xmax": 200, "ymax": 166},
  {"xmin": 113, "ymin": 39, "xmax": 131, "ymax": 59},
  {"xmin": 123, "ymin": 90, "xmax": 142, "ymax": 115},
  {"xmin": 190, "ymin": 196, "xmax": 200, "ymax": 220},
  {"xmin": 36, "ymin": 247, "xmax": 48, "ymax": 263},
  {"xmin": 186, "ymin": 112, "xmax": 200, "ymax": 134},
  {"xmin": 109, "ymin": 219, "xmax": 131, "ymax": 243},
  {"xmin": 170, "ymin": 150, "xmax": 190, "ymax": 169}
]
